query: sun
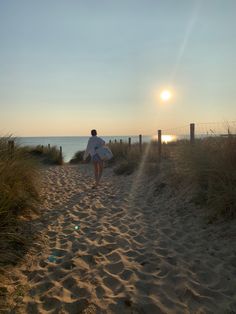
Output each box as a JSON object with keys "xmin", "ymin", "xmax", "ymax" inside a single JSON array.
[{"xmin": 160, "ymin": 90, "xmax": 172, "ymax": 101}]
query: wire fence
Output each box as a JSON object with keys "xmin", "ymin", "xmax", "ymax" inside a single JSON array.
[
  {"xmin": 0, "ymin": 121, "xmax": 235, "ymax": 161},
  {"xmin": 161, "ymin": 121, "xmax": 236, "ymax": 140}
]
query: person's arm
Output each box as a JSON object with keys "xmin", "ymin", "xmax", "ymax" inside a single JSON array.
[
  {"xmin": 100, "ymin": 138, "xmax": 105, "ymax": 146},
  {"xmin": 83, "ymin": 139, "xmax": 91, "ymax": 160}
]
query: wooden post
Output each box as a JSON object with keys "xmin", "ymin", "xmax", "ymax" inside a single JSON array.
[
  {"xmin": 158, "ymin": 130, "xmax": 162, "ymax": 160},
  {"xmin": 120, "ymin": 139, "xmax": 122, "ymax": 144},
  {"xmin": 8, "ymin": 140, "xmax": 14, "ymax": 158},
  {"xmin": 109, "ymin": 140, "xmax": 111, "ymax": 144},
  {"xmin": 115, "ymin": 139, "xmax": 117, "ymax": 143},
  {"xmin": 190, "ymin": 123, "xmax": 195, "ymax": 144},
  {"xmin": 128, "ymin": 137, "xmax": 131, "ymax": 149},
  {"xmin": 48, "ymin": 144, "xmax": 50, "ymax": 150},
  {"xmin": 59, "ymin": 146, "xmax": 63, "ymax": 165},
  {"xmin": 139, "ymin": 134, "xmax": 142, "ymax": 152}
]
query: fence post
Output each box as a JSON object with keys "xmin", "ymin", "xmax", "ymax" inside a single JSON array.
[
  {"xmin": 120, "ymin": 139, "xmax": 122, "ymax": 144},
  {"xmin": 48, "ymin": 144, "xmax": 50, "ymax": 150},
  {"xmin": 128, "ymin": 137, "xmax": 131, "ymax": 149},
  {"xmin": 8, "ymin": 140, "xmax": 14, "ymax": 158},
  {"xmin": 59, "ymin": 146, "xmax": 63, "ymax": 165},
  {"xmin": 139, "ymin": 134, "xmax": 142, "ymax": 152},
  {"xmin": 190, "ymin": 123, "xmax": 195, "ymax": 144},
  {"xmin": 158, "ymin": 130, "xmax": 162, "ymax": 160},
  {"xmin": 115, "ymin": 139, "xmax": 117, "ymax": 143},
  {"xmin": 109, "ymin": 140, "xmax": 111, "ymax": 144}
]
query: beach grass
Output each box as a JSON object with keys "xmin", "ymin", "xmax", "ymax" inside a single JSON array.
[
  {"xmin": 109, "ymin": 141, "xmax": 163, "ymax": 175},
  {"xmin": 69, "ymin": 150, "xmax": 91, "ymax": 164},
  {"xmin": 22, "ymin": 145, "xmax": 64, "ymax": 165},
  {"xmin": 108, "ymin": 142, "xmax": 141, "ymax": 175},
  {"xmin": 173, "ymin": 135, "xmax": 236, "ymax": 219},
  {"xmin": 0, "ymin": 137, "xmax": 40, "ymax": 266},
  {"xmin": 109, "ymin": 136, "xmax": 236, "ymax": 219}
]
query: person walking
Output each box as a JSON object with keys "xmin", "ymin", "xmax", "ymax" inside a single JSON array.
[{"xmin": 83, "ymin": 129, "xmax": 105, "ymax": 188}]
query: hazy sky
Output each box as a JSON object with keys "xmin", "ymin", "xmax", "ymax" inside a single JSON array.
[{"xmin": 0, "ymin": 0, "xmax": 235, "ymax": 136}]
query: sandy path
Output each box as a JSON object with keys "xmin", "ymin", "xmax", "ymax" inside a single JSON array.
[{"xmin": 9, "ymin": 164, "xmax": 236, "ymax": 313}]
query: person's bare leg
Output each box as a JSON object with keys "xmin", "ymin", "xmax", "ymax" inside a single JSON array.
[
  {"xmin": 93, "ymin": 162, "xmax": 99, "ymax": 187},
  {"xmin": 97, "ymin": 161, "xmax": 104, "ymax": 184}
]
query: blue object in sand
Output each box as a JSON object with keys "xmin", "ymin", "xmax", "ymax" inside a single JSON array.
[{"xmin": 48, "ymin": 255, "xmax": 57, "ymax": 263}]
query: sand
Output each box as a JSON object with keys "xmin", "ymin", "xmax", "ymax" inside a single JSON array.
[{"xmin": 2, "ymin": 163, "xmax": 236, "ymax": 313}]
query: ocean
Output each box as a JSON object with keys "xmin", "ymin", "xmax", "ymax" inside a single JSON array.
[{"xmin": 18, "ymin": 135, "xmax": 152, "ymax": 162}]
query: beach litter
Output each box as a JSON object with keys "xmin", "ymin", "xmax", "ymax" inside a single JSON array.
[
  {"xmin": 47, "ymin": 255, "xmax": 57, "ymax": 263},
  {"xmin": 47, "ymin": 250, "xmax": 61, "ymax": 263}
]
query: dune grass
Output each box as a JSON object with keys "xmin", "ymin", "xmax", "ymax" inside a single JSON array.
[
  {"xmin": 108, "ymin": 136, "xmax": 236, "ymax": 219},
  {"xmin": 0, "ymin": 138, "xmax": 64, "ymax": 309},
  {"xmin": 22, "ymin": 145, "xmax": 64, "ymax": 165},
  {"xmin": 108, "ymin": 141, "xmax": 163, "ymax": 175},
  {"xmin": 107, "ymin": 142, "xmax": 141, "ymax": 175},
  {"xmin": 69, "ymin": 150, "xmax": 91, "ymax": 164},
  {"xmin": 173, "ymin": 136, "xmax": 236, "ymax": 219},
  {"xmin": 0, "ymin": 137, "xmax": 40, "ymax": 266}
]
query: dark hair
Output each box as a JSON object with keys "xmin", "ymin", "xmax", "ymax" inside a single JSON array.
[{"xmin": 91, "ymin": 129, "xmax": 97, "ymax": 136}]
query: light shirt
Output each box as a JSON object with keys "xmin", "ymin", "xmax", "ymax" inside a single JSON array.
[{"xmin": 83, "ymin": 136, "xmax": 105, "ymax": 160}]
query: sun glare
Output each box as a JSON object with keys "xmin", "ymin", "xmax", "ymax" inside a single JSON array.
[
  {"xmin": 152, "ymin": 134, "xmax": 176, "ymax": 143},
  {"xmin": 162, "ymin": 135, "xmax": 175, "ymax": 143},
  {"xmin": 160, "ymin": 90, "xmax": 172, "ymax": 101}
]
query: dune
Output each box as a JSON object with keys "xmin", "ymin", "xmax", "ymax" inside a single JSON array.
[{"xmin": 2, "ymin": 163, "xmax": 236, "ymax": 313}]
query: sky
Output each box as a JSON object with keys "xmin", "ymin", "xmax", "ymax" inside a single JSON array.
[{"xmin": 0, "ymin": 0, "xmax": 236, "ymax": 136}]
